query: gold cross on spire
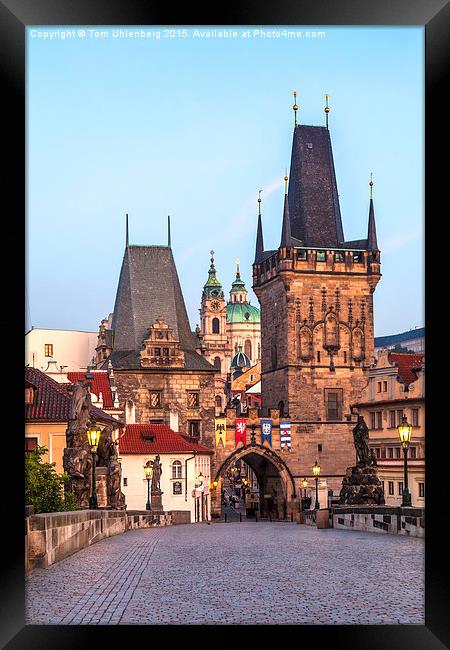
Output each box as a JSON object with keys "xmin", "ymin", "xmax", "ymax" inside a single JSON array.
[
  {"xmin": 324, "ymin": 93, "xmax": 330, "ymax": 129},
  {"xmin": 292, "ymin": 91, "xmax": 298, "ymax": 127}
]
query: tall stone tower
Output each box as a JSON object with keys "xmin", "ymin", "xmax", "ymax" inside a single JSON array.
[
  {"xmin": 199, "ymin": 251, "xmax": 231, "ymax": 414},
  {"xmin": 252, "ymin": 103, "xmax": 381, "ymax": 494}
]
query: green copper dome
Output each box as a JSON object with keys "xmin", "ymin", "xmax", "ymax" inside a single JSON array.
[{"xmin": 226, "ymin": 302, "xmax": 260, "ymax": 324}]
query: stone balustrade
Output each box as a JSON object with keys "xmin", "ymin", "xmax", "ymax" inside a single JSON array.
[{"xmin": 25, "ymin": 507, "xmax": 191, "ymax": 572}]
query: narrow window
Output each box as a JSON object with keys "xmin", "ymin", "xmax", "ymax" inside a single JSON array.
[
  {"xmin": 388, "ymin": 481, "xmax": 394, "ymax": 495},
  {"xmin": 215, "ymin": 395, "xmax": 222, "ymax": 408},
  {"xmin": 409, "ymin": 446, "xmax": 417, "ymax": 459},
  {"xmin": 412, "ymin": 408, "xmax": 419, "ymax": 427},
  {"xmin": 154, "ymin": 347, "xmax": 161, "ymax": 356},
  {"xmin": 162, "ymin": 347, "xmax": 169, "ymax": 356},
  {"xmin": 171, "ymin": 460, "xmax": 182, "ymax": 479},
  {"xmin": 419, "ymin": 482, "xmax": 425, "ymax": 498},
  {"xmin": 25, "ymin": 437, "xmax": 38, "ymax": 453},
  {"xmin": 317, "ymin": 251, "xmax": 326, "ymax": 262},
  {"xmin": 212, "ymin": 318, "xmax": 220, "ymax": 334},
  {"xmin": 325, "ymin": 389, "xmax": 342, "ymax": 420},
  {"xmin": 213, "ymin": 356, "xmax": 221, "ymax": 372},
  {"xmin": 370, "ymin": 412, "xmax": 376, "ymax": 430},
  {"xmin": 380, "ymin": 448, "xmax": 386, "ymax": 459},
  {"xmin": 375, "ymin": 447, "xmax": 381, "ymax": 459},
  {"xmin": 389, "ymin": 411, "xmax": 396, "ymax": 428},
  {"xmin": 343, "ymin": 351, "xmax": 347, "ymax": 363},
  {"xmin": 398, "ymin": 482, "xmax": 404, "ymax": 496},
  {"xmin": 388, "ymin": 447, "xmax": 394, "ymax": 459},
  {"xmin": 396, "ymin": 409, "xmax": 404, "ymax": 426},
  {"xmin": 317, "ymin": 351, "xmax": 321, "ymax": 363},
  {"xmin": 376, "ymin": 411, "xmax": 382, "ymax": 429},
  {"xmin": 44, "ymin": 343, "xmax": 53, "ymax": 357},
  {"xmin": 188, "ymin": 421, "xmax": 200, "ymax": 438},
  {"xmin": 377, "ymin": 382, "xmax": 382, "ymax": 393},
  {"xmin": 395, "ymin": 447, "xmax": 401, "ymax": 458},
  {"xmin": 123, "ymin": 477, "xmax": 128, "ymax": 487},
  {"xmin": 383, "ymin": 381, "xmax": 388, "ymax": 392}
]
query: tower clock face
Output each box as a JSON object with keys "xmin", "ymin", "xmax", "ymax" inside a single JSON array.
[{"xmin": 210, "ymin": 300, "xmax": 221, "ymax": 311}]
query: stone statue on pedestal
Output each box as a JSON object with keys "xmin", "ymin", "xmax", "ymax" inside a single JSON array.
[{"xmin": 339, "ymin": 415, "xmax": 385, "ymax": 505}]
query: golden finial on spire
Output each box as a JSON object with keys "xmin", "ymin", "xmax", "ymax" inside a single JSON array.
[
  {"xmin": 369, "ymin": 173, "xmax": 374, "ymax": 199},
  {"xmin": 235, "ymin": 258, "xmax": 240, "ymax": 278},
  {"xmin": 258, "ymin": 189, "xmax": 262, "ymax": 215},
  {"xmin": 292, "ymin": 91, "xmax": 298, "ymax": 127},
  {"xmin": 210, "ymin": 249, "xmax": 215, "ymax": 264},
  {"xmin": 284, "ymin": 171, "xmax": 288, "ymax": 194},
  {"xmin": 324, "ymin": 93, "xmax": 330, "ymax": 129}
]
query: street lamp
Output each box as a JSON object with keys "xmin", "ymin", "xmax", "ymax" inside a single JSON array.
[
  {"xmin": 302, "ymin": 477, "xmax": 308, "ymax": 498},
  {"xmin": 398, "ymin": 415, "xmax": 413, "ymax": 507},
  {"xmin": 87, "ymin": 422, "xmax": 101, "ymax": 509},
  {"xmin": 144, "ymin": 461, "xmax": 153, "ymax": 511},
  {"xmin": 312, "ymin": 460, "xmax": 321, "ymax": 510}
]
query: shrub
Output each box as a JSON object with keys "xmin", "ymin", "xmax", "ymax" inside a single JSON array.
[{"xmin": 25, "ymin": 445, "xmax": 78, "ymax": 513}]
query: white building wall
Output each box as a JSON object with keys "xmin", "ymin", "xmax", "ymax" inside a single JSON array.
[
  {"xmin": 25, "ymin": 328, "xmax": 98, "ymax": 373},
  {"xmin": 119, "ymin": 452, "xmax": 211, "ymax": 520}
]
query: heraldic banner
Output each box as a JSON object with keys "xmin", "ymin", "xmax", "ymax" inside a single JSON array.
[
  {"xmin": 280, "ymin": 421, "xmax": 291, "ymax": 449},
  {"xmin": 260, "ymin": 419, "xmax": 272, "ymax": 446},
  {"xmin": 214, "ymin": 419, "xmax": 227, "ymax": 447},
  {"xmin": 235, "ymin": 418, "xmax": 247, "ymax": 446}
]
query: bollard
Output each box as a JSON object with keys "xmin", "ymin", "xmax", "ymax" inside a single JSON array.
[
  {"xmin": 291, "ymin": 512, "xmax": 294, "ymax": 522},
  {"xmin": 255, "ymin": 512, "xmax": 258, "ymax": 522},
  {"xmin": 225, "ymin": 512, "xmax": 227, "ymax": 523},
  {"xmin": 269, "ymin": 513, "xmax": 272, "ymax": 522},
  {"xmin": 239, "ymin": 512, "xmax": 242, "ymax": 522}
]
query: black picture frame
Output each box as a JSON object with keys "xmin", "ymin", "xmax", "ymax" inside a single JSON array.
[{"xmin": 2, "ymin": 0, "xmax": 448, "ymax": 647}]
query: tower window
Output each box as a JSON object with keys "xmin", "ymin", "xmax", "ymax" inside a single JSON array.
[
  {"xmin": 213, "ymin": 356, "xmax": 221, "ymax": 371},
  {"xmin": 44, "ymin": 344, "xmax": 53, "ymax": 357},
  {"xmin": 317, "ymin": 251, "xmax": 326, "ymax": 262},
  {"xmin": 212, "ymin": 318, "xmax": 220, "ymax": 334},
  {"xmin": 325, "ymin": 389, "xmax": 342, "ymax": 420},
  {"xmin": 187, "ymin": 392, "xmax": 200, "ymax": 408},
  {"xmin": 215, "ymin": 395, "xmax": 222, "ymax": 408}
]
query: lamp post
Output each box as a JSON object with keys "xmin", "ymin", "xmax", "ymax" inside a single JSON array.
[
  {"xmin": 87, "ymin": 422, "xmax": 101, "ymax": 510},
  {"xmin": 195, "ymin": 472, "xmax": 204, "ymax": 522},
  {"xmin": 398, "ymin": 415, "xmax": 413, "ymax": 507},
  {"xmin": 312, "ymin": 460, "xmax": 321, "ymax": 510},
  {"xmin": 144, "ymin": 461, "xmax": 153, "ymax": 511},
  {"xmin": 302, "ymin": 478, "xmax": 308, "ymax": 498}
]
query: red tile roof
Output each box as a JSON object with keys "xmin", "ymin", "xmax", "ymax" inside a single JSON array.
[
  {"xmin": 389, "ymin": 352, "xmax": 424, "ymax": 386},
  {"xmin": 67, "ymin": 371, "xmax": 113, "ymax": 408},
  {"xmin": 25, "ymin": 367, "xmax": 120, "ymax": 426},
  {"xmin": 119, "ymin": 424, "xmax": 214, "ymax": 455}
]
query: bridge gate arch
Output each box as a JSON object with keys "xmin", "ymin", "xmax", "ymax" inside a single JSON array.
[{"xmin": 211, "ymin": 443, "xmax": 297, "ymax": 519}]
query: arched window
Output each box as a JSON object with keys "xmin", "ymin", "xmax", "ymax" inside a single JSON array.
[
  {"xmin": 172, "ymin": 460, "xmax": 182, "ymax": 479},
  {"xmin": 215, "ymin": 395, "xmax": 222, "ymax": 408},
  {"xmin": 213, "ymin": 356, "xmax": 221, "ymax": 371},
  {"xmin": 212, "ymin": 318, "xmax": 220, "ymax": 334},
  {"xmin": 244, "ymin": 339, "xmax": 252, "ymax": 360},
  {"xmin": 278, "ymin": 400, "xmax": 285, "ymax": 417}
]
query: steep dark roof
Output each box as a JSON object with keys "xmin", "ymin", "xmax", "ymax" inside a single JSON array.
[
  {"xmin": 110, "ymin": 245, "xmax": 213, "ymax": 372},
  {"xmin": 288, "ymin": 125, "xmax": 345, "ymax": 248},
  {"xmin": 25, "ymin": 367, "xmax": 121, "ymax": 425},
  {"xmin": 374, "ymin": 327, "xmax": 425, "ymax": 348},
  {"xmin": 367, "ymin": 198, "xmax": 378, "ymax": 250},
  {"xmin": 254, "ymin": 210, "xmax": 264, "ymax": 263},
  {"xmin": 280, "ymin": 192, "xmax": 293, "ymax": 247}
]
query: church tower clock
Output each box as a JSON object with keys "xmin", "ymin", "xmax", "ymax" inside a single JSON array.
[{"xmin": 200, "ymin": 251, "xmax": 231, "ymax": 415}]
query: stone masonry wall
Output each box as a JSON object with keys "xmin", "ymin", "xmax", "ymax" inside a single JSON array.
[{"xmin": 114, "ymin": 369, "xmax": 216, "ymax": 448}]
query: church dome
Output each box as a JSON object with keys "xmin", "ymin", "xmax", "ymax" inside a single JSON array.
[
  {"xmin": 226, "ymin": 302, "xmax": 260, "ymax": 324},
  {"xmin": 230, "ymin": 347, "xmax": 252, "ymax": 371}
]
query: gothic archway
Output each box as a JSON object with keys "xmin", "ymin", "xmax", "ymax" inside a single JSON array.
[{"xmin": 212, "ymin": 443, "xmax": 297, "ymax": 520}]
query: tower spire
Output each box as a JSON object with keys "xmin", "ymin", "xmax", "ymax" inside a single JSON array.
[
  {"xmin": 292, "ymin": 91, "xmax": 298, "ymax": 128},
  {"xmin": 168, "ymin": 215, "xmax": 171, "ymax": 248},
  {"xmin": 324, "ymin": 93, "xmax": 330, "ymax": 129},
  {"xmin": 126, "ymin": 213, "xmax": 129, "ymax": 247},
  {"xmin": 254, "ymin": 189, "xmax": 264, "ymax": 263},
  {"xmin": 367, "ymin": 174, "xmax": 378, "ymax": 251},
  {"xmin": 280, "ymin": 174, "xmax": 292, "ymax": 248}
]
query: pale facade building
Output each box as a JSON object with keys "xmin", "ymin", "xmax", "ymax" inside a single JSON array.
[
  {"xmin": 118, "ymin": 424, "xmax": 213, "ymax": 521},
  {"xmin": 352, "ymin": 350, "xmax": 425, "ymax": 507},
  {"xmin": 25, "ymin": 328, "xmax": 98, "ymax": 377}
]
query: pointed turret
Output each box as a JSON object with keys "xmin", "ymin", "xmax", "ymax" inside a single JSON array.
[
  {"xmin": 168, "ymin": 215, "xmax": 171, "ymax": 248},
  {"xmin": 280, "ymin": 175, "xmax": 293, "ymax": 248},
  {"xmin": 125, "ymin": 213, "xmax": 129, "ymax": 247},
  {"xmin": 367, "ymin": 175, "xmax": 378, "ymax": 251},
  {"xmin": 254, "ymin": 190, "xmax": 264, "ymax": 263},
  {"xmin": 202, "ymin": 250, "xmax": 223, "ymax": 300}
]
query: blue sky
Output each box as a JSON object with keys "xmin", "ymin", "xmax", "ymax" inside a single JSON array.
[{"xmin": 27, "ymin": 26, "xmax": 424, "ymax": 337}]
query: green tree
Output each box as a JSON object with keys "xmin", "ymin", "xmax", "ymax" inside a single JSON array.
[{"xmin": 25, "ymin": 445, "xmax": 78, "ymax": 513}]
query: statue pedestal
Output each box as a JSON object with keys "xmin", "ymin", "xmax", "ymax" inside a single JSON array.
[
  {"xmin": 151, "ymin": 490, "xmax": 164, "ymax": 513},
  {"xmin": 95, "ymin": 467, "xmax": 108, "ymax": 508},
  {"xmin": 339, "ymin": 463, "xmax": 385, "ymax": 505}
]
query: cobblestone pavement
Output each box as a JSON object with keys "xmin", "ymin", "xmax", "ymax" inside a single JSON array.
[{"xmin": 26, "ymin": 522, "xmax": 424, "ymax": 625}]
